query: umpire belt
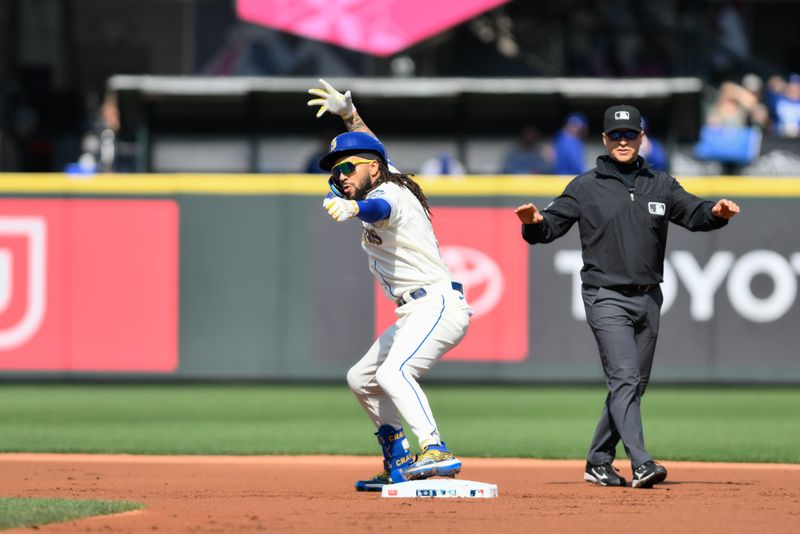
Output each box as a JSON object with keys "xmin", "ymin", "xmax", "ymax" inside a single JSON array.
[
  {"xmin": 396, "ymin": 281, "xmax": 464, "ymax": 307},
  {"xmin": 607, "ymin": 284, "xmax": 657, "ymax": 295}
]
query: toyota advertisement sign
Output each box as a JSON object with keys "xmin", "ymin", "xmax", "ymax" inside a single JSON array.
[{"xmin": 0, "ymin": 179, "xmax": 797, "ymax": 383}]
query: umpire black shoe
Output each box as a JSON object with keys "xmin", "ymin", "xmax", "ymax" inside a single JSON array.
[
  {"xmin": 584, "ymin": 461, "xmax": 627, "ymax": 487},
  {"xmin": 632, "ymin": 460, "xmax": 668, "ymax": 488}
]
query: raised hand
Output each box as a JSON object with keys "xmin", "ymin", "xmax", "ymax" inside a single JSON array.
[{"xmin": 307, "ymin": 79, "xmax": 355, "ymax": 119}]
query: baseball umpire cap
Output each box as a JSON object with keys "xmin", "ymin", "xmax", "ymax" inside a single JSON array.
[
  {"xmin": 319, "ymin": 132, "xmax": 387, "ymax": 171},
  {"xmin": 603, "ymin": 105, "xmax": 643, "ymax": 134}
]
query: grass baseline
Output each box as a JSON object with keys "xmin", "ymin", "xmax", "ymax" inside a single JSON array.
[
  {"xmin": 0, "ymin": 384, "xmax": 797, "ymax": 463},
  {"xmin": 0, "ymin": 497, "xmax": 142, "ymax": 530}
]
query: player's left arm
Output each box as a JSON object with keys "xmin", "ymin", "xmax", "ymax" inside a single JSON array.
[{"xmin": 308, "ymin": 79, "xmax": 376, "ymax": 136}]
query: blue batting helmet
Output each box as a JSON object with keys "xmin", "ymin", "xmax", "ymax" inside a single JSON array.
[{"xmin": 318, "ymin": 132, "xmax": 388, "ymax": 171}]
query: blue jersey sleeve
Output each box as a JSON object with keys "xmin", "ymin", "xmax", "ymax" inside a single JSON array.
[{"xmin": 356, "ymin": 198, "xmax": 392, "ymax": 223}]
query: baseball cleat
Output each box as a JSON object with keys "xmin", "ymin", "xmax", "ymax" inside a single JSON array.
[
  {"xmin": 401, "ymin": 443, "xmax": 462, "ymax": 480},
  {"xmin": 354, "ymin": 469, "xmax": 392, "ymax": 492},
  {"xmin": 631, "ymin": 460, "xmax": 668, "ymax": 489},
  {"xmin": 584, "ymin": 461, "xmax": 627, "ymax": 487}
]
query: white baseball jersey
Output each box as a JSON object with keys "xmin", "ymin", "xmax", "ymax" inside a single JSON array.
[
  {"xmin": 361, "ymin": 181, "xmax": 453, "ymax": 300},
  {"xmin": 344, "ymin": 159, "xmax": 470, "ymax": 452}
]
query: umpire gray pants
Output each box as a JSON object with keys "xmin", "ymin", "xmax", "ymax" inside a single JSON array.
[{"xmin": 581, "ymin": 284, "xmax": 662, "ymax": 469}]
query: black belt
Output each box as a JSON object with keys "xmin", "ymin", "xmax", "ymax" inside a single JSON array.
[
  {"xmin": 396, "ymin": 282, "xmax": 464, "ymax": 307},
  {"xmin": 608, "ymin": 284, "xmax": 657, "ymax": 294}
]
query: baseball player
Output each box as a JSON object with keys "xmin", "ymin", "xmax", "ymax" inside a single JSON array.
[
  {"xmin": 307, "ymin": 80, "xmax": 472, "ymax": 492},
  {"xmin": 516, "ymin": 105, "xmax": 740, "ymax": 489}
]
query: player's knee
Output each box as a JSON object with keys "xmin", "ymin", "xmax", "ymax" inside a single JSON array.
[{"xmin": 346, "ymin": 365, "xmax": 368, "ymax": 394}]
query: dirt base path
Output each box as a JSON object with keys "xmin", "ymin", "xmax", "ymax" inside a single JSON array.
[{"xmin": 1, "ymin": 454, "xmax": 798, "ymax": 533}]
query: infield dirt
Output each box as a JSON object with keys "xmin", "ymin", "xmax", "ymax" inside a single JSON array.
[{"xmin": 1, "ymin": 454, "xmax": 798, "ymax": 533}]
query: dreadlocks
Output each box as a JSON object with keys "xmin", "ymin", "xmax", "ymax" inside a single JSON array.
[{"xmin": 374, "ymin": 160, "xmax": 432, "ymax": 219}]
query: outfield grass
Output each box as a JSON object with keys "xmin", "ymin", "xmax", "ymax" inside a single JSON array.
[
  {"xmin": 0, "ymin": 384, "xmax": 797, "ymax": 463},
  {"xmin": 0, "ymin": 497, "xmax": 142, "ymax": 530}
]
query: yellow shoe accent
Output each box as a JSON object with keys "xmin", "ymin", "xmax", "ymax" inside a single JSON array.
[
  {"xmin": 415, "ymin": 447, "xmax": 456, "ymax": 464},
  {"xmin": 402, "ymin": 445, "xmax": 462, "ymax": 480}
]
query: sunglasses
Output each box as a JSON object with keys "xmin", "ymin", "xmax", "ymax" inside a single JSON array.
[
  {"xmin": 331, "ymin": 158, "xmax": 375, "ymax": 178},
  {"xmin": 606, "ymin": 130, "xmax": 641, "ymax": 141}
]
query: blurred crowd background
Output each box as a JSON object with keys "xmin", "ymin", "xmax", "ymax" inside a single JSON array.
[{"xmin": 1, "ymin": 0, "xmax": 799, "ymax": 177}]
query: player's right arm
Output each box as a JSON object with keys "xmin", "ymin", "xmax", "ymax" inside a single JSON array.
[{"xmin": 307, "ymin": 79, "xmax": 376, "ymax": 136}]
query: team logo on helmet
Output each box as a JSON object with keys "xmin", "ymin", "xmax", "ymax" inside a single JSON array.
[{"xmin": 330, "ymin": 139, "xmax": 337, "ymax": 150}]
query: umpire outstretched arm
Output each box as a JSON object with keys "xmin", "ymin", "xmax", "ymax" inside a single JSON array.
[{"xmin": 515, "ymin": 190, "xmax": 581, "ymax": 244}]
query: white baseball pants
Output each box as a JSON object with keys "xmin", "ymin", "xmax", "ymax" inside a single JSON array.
[{"xmin": 346, "ymin": 284, "xmax": 470, "ymax": 449}]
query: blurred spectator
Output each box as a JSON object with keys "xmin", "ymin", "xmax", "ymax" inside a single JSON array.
[
  {"xmin": 552, "ymin": 112, "xmax": 588, "ymax": 175},
  {"xmin": 639, "ymin": 117, "xmax": 669, "ymax": 172},
  {"xmin": 501, "ymin": 126, "xmax": 553, "ymax": 174},
  {"xmin": 765, "ymin": 73, "xmax": 800, "ymax": 138},
  {"xmin": 67, "ymin": 92, "xmax": 121, "ymax": 174},
  {"xmin": 694, "ymin": 79, "xmax": 765, "ymax": 174},
  {"xmin": 419, "ymin": 151, "xmax": 467, "ymax": 177},
  {"xmin": 705, "ymin": 78, "xmax": 769, "ymax": 129},
  {"xmin": 765, "ymin": 75, "xmax": 783, "ymax": 118},
  {"xmin": 740, "ymin": 73, "xmax": 770, "ymax": 127}
]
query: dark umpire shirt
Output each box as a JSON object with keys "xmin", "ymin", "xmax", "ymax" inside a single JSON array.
[{"xmin": 522, "ymin": 155, "xmax": 728, "ymax": 288}]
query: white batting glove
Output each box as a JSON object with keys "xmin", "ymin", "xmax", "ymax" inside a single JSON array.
[
  {"xmin": 323, "ymin": 195, "xmax": 359, "ymax": 222},
  {"xmin": 307, "ymin": 79, "xmax": 355, "ymax": 119}
]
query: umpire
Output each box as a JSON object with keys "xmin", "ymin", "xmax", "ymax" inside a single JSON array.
[{"xmin": 515, "ymin": 105, "xmax": 740, "ymax": 488}]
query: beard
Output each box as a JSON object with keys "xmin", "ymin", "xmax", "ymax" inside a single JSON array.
[{"xmin": 349, "ymin": 181, "xmax": 372, "ymax": 201}]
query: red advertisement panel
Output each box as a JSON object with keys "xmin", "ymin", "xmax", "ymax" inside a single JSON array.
[
  {"xmin": 0, "ymin": 199, "xmax": 179, "ymax": 372},
  {"xmin": 375, "ymin": 207, "xmax": 529, "ymax": 361}
]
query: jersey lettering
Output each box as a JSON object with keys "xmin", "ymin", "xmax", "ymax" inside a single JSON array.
[{"xmin": 363, "ymin": 227, "xmax": 383, "ymax": 245}]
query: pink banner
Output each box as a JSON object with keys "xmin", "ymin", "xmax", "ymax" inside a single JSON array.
[{"xmin": 237, "ymin": 0, "xmax": 510, "ymax": 56}]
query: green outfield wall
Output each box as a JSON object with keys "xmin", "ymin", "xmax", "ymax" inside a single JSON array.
[{"xmin": 0, "ymin": 174, "xmax": 798, "ymax": 383}]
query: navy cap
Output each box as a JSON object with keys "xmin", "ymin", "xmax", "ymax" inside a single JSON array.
[{"xmin": 603, "ymin": 105, "xmax": 642, "ymax": 134}]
